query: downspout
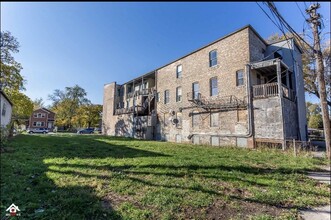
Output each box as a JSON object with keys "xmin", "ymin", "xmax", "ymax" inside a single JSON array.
[
  {"xmin": 154, "ymin": 70, "xmax": 157, "ymax": 140},
  {"xmin": 276, "ymin": 59, "xmax": 286, "ymax": 150}
]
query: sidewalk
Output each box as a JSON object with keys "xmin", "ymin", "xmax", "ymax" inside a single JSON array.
[{"xmin": 299, "ymin": 151, "xmax": 330, "ymax": 220}]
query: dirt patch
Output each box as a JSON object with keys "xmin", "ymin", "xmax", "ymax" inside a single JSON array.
[
  {"xmin": 101, "ymin": 191, "xmax": 139, "ymax": 209},
  {"xmin": 179, "ymin": 199, "xmax": 290, "ymax": 219}
]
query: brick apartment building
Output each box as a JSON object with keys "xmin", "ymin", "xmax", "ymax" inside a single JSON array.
[
  {"xmin": 102, "ymin": 25, "xmax": 307, "ymax": 148},
  {"xmin": 28, "ymin": 108, "xmax": 56, "ymax": 131}
]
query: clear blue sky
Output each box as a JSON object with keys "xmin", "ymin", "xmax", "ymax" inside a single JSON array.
[{"xmin": 1, "ymin": 2, "xmax": 330, "ymax": 106}]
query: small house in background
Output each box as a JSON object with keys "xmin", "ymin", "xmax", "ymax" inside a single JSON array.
[
  {"xmin": 28, "ymin": 108, "xmax": 56, "ymax": 131},
  {"xmin": 0, "ymin": 90, "xmax": 13, "ymax": 128}
]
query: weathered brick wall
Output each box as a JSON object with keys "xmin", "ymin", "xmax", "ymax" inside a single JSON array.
[{"xmin": 156, "ymin": 28, "xmax": 252, "ymax": 145}]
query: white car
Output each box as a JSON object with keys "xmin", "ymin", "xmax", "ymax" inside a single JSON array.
[{"xmin": 27, "ymin": 128, "xmax": 49, "ymax": 134}]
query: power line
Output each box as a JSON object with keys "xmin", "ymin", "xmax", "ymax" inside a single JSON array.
[
  {"xmin": 295, "ymin": 2, "xmax": 307, "ymax": 20},
  {"xmin": 265, "ymin": 2, "xmax": 314, "ymax": 54}
]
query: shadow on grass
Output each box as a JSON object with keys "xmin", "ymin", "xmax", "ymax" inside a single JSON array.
[
  {"xmin": 45, "ymin": 160, "xmax": 330, "ymax": 210},
  {"xmin": 1, "ymin": 134, "xmax": 329, "ymax": 219},
  {"xmin": 1, "ymin": 134, "xmax": 169, "ymax": 219}
]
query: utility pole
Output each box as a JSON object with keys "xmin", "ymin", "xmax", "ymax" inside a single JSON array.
[{"xmin": 306, "ymin": 3, "xmax": 331, "ymax": 159}]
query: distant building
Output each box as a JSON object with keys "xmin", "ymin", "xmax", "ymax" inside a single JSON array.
[
  {"xmin": 0, "ymin": 90, "xmax": 13, "ymax": 128},
  {"xmin": 102, "ymin": 25, "xmax": 307, "ymax": 148},
  {"xmin": 28, "ymin": 108, "xmax": 56, "ymax": 131}
]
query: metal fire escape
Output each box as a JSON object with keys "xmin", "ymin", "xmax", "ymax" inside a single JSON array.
[{"xmin": 179, "ymin": 92, "xmax": 247, "ymax": 112}]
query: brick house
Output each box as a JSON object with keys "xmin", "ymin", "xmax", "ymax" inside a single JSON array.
[
  {"xmin": 102, "ymin": 25, "xmax": 307, "ymax": 148},
  {"xmin": 28, "ymin": 108, "xmax": 55, "ymax": 131}
]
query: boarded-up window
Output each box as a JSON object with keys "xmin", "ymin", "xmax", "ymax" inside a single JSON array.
[
  {"xmin": 211, "ymin": 136, "xmax": 219, "ymax": 146},
  {"xmin": 176, "ymin": 134, "xmax": 182, "ymax": 143},
  {"xmin": 237, "ymin": 110, "xmax": 247, "ymax": 122},
  {"xmin": 176, "ymin": 112, "xmax": 182, "ymax": 129},
  {"xmin": 164, "ymin": 113, "xmax": 170, "ymax": 126},
  {"xmin": 192, "ymin": 111, "xmax": 200, "ymax": 127},
  {"xmin": 193, "ymin": 135, "xmax": 200, "ymax": 145},
  {"xmin": 210, "ymin": 113, "xmax": 219, "ymax": 127}
]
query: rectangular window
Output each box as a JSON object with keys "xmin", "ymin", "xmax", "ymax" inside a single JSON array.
[
  {"xmin": 209, "ymin": 50, "xmax": 217, "ymax": 67},
  {"xmin": 127, "ymin": 86, "xmax": 132, "ymax": 93},
  {"xmin": 126, "ymin": 101, "xmax": 129, "ymax": 109},
  {"xmin": 176, "ymin": 64, "xmax": 182, "ymax": 78},
  {"xmin": 1, "ymin": 103, "xmax": 6, "ymax": 116},
  {"xmin": 156, "ymin": 92, "xmax": 160, "ymax": 102},
  {"xmin": 210, "ymin": 77, "xmax": 218, "ymax": 96},
  {"xmin": 35, "ymin": 121, "xmax": 44, "ymax": 127},
  {"xmin": 34, "ymin": 113, "xmax": 37, "ymax": 118},
  {"xmin": 210, "ymin": 113, "xmax": 219, "ymax": 127},
  {"xmin": 236, "ymin": 70, "xmax": 244, "ymax": 86},
  {"xmin": 176, "ymin": 87, "xmax": 182, "ymax": 102},
  {"xmin": 41, "ymin": 113, "xmax": 45, "ymax": 118},
  {"xmin": 192, "ymin": 82, "xmax": 199, "ymax": 99},
  {"xmin": 164, "ymin": 90, "xmax": 170, "ymax": 104}
]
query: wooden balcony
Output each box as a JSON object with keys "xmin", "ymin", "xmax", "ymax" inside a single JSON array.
[{"xmin": 253, "ymin": 83, "xmax": 295, "ymax": 101}]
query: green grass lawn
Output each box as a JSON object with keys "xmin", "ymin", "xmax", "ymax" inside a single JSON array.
[{"xmin": 1, "ymin": 134, "xmax": 330, "ymax": 220}]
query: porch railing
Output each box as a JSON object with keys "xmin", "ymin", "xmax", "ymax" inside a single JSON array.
[{"xmin": 253, "ymin": 83, "xmax": 295, "ymax": 101}]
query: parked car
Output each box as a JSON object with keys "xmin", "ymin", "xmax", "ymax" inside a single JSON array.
[
  {"xmin": 94, "ymin": 128, "xmax": 102, "ymax": 134},
  {"xmin": 77, "ymin": 128, "xmax": 95, "ymax": 134},
  {"xmin": 27, "ymin": 128, "xmax": 49, "ymax": 134}
]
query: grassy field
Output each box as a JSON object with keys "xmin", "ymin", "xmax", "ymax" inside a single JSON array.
[{"xmin": 1, "ymin": 134, "xmax": 330, "ymax": 219}]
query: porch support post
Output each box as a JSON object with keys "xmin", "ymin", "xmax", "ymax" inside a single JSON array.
[
  {"xmin": 286, "ymin": 70, "xmax": 290, "ymax": 88},
  {"xmin": 277, "ymin": 60, "xmax": 286, "ymax": 150}
]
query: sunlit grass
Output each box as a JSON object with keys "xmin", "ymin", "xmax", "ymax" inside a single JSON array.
[{"xmin": 1, "ymin": 134, "xmax": 329, "ymax": 219}]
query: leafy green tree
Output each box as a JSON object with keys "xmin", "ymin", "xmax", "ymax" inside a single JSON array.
[
  {"xmin": 33, "ymin": 97, "xmax": 45, "ymax": 110},
  {"xmin": 308, "ymin": 114, "xmax": 323, "ymax": 129},
  {"xmin": 4, "ymin": 89, "xmax": 33, "ymax": 128},
  {"xmin": 49, "ymin": 85, "xmax": 90, "ymax": 130},
  {"xmin": 306, "ymin": 101, "xmax": 323, "ymax": 129},
  {"xmin": 73, "ymin": 104, "xmax": 102, "ymax": 128},
  {"xmin": 0, "ymin": 31, "xmax": 25, "ymax": 91}
]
